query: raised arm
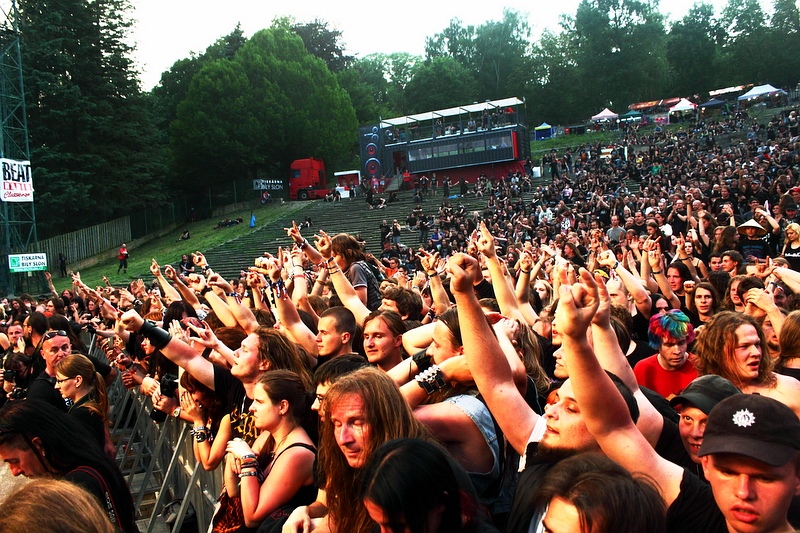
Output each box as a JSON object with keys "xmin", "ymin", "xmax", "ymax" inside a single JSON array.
[
  {"xmin": 186, "ymin": 274, "xmax": 238, "ymax": 328},
  {"xmin": 448, "ymin": 253, "xmax": 543, "ymax": 456},
  {"xmin": 262, "ymin": 258, "xmax": 318, "ymax": 367},
  {"xmin": 120, "ymin": 309, "xmax": 216, "ymax": 390},
  {"xmin": 476, "ymin": 222, "xmax": 528, "ymax": 324},
  {"xmin": 150, "ymin": 259, "xmax": 182, "ymax": 304},
  {"xmin": 418, "ymin": 250, "xmax": 452, "ymax": 314},
  {"xmin": 648, "ymin": 245, "xmax": 681, "ymax": 309},
  {"xmin": 164, "ymin": 265, "xmax": 200, "ymax": 308},
  {"xmin": 597, "ymin": 250, "xmax": 652, "ymax": 318},
  {"xmin": 209, "ymin": 274, "xmax": 260, "ymax": 334},
  {"xmin": 557, "ymin": 269, "xmax": 684, "ymax": 506},
  {"xmin": 315, "ymin": 231, "xmax": 370, "ymax": 325}
]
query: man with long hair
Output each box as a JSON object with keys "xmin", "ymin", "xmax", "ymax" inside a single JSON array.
[
  {"xmin": 695, "ymin": 311, "xmax": 800, "ymax": 418},
  {"xmin": 283, "ymin": 367, "xmax": 429, "ymax": 533}
]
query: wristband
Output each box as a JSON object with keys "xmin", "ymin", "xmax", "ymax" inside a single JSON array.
[
  {"xmin": 299, "ymin": 240, "xmax": 309, "ymax": 249},
  {"xmin": 651, "ymin": 270, "xmax": 663, "ymax": 275},
  {"xmin": 414, "ymin": 364, "xmax": 447, "ymax": 395},
  {"xmin": 139, "ymin": 320, "xmax": 172, "ymax": 350},
  {"xmin": 199, "ymin": 287, "xmax": 211, "ymax": 296},
  {"xmin": 612, "ymin": 261, "xmax": 619, "ymax": 270},
  {"xmin": 521, "ymin": 269, "xmax": 531, "ymax": 274},
  {"xmin": 241, "ymin": 453, "xmax": 256, "ymax": 461},
  {"xmin": 238, "ymin": 471, "xmax": 258, "ymax": 478}
]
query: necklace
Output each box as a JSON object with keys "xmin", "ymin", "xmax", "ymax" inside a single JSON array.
[{"xmin": 266, "ymin": 426, "xmax": 296, "ymax": 463}]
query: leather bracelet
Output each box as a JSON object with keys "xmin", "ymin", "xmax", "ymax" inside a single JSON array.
[
  {"xmin": 412, "ymin": 350, "xmax": 433, "ymax": 373},
  {"xmin": 199, "ymin": 287, "xmax": 211, "ymax": 296},
  {"xmin": 651, "ymin": 270, "xmax": 663, "ymax": 275},
  {"xmin": 414, "ymin": 364, "xmax": 447, "ymax": 395},
  {"xmin": 521, "ymin": 269, "xmax": 531, "ymax": 274},
  {"xmin": 139, "ymin": 320, "xmax": 172, "ymax": 350}
]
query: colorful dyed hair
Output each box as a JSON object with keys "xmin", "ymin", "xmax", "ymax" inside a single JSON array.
[{"xmin": 648, "ymin": 310, "xmax": 695, "ymax": 350}]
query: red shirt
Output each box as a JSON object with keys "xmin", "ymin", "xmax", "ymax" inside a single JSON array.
[{"xmin": 633, "ymin": 354, "xmax": 698, "ymax": 399}]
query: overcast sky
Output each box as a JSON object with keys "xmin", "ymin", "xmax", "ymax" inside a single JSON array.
[{"xmin": 127, "ymin": 0, "xmax": 762, "ymax": 90}]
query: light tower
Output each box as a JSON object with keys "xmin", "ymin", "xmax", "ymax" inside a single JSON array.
[{"xmin": 0, "ymin": 0, "xmax": 40, "ymax": 296}]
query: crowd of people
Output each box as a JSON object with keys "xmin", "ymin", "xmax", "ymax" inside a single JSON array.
[{"xmin": 0, "ymin": 106, "xmax": 800, "ymax": 532}]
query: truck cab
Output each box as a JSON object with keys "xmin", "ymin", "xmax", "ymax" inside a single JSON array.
[{"xmin": 289, "ymin": 158, "xmax": 330, "ymax": 200}]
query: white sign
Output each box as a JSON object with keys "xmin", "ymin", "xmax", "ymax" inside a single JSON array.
[
  {"xmin": 8, "ymin": 253, "xmax": 47, "ymax": 273},
  {"xmin": 1, "ymin": 158, "xmax": 33, "ymax": 202}
]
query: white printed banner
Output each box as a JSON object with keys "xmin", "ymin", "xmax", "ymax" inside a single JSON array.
[{"xmin": 1, "ymin": 158, "xmax": 33, "ymax": 202}]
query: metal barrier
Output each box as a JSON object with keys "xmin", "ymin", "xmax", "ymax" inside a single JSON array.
[{"xmin": 97, "ymin": 337, "xmax": 223, "ymax": 532}]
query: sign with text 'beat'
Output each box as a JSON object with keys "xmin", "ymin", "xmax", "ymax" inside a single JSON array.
[
  {"xmin": 0, "ymin": 158, "xmax": 33, "ymax": 202},
  {"xmin": 8, "ymin": 253, "xmax": 47, "ymax": 273}
]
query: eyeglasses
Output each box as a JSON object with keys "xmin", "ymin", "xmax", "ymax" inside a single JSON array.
[
  {"xmin": 55, "ymin": 376, "xmax": 75, "ymax": 384},
  {"xmin": 43, "ymin": 330, "xmax": 68, "ymax": 341}
]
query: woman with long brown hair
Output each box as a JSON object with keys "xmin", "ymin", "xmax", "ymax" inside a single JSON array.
[{"xmin": 225, "ymin": 370, "xmax": 316, "ymax": 532}]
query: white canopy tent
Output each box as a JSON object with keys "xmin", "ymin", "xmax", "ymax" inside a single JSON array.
[
  {"xmin": 669, "ymin": 98, "xmax": 697, "ymax": 113},
  {"xmin": 737, "ymin": 84, "xmax": 787, "ymax": 101},
  {"xmin": 591, "ymin": 108, "xmax": 618, "ymax": 121}
]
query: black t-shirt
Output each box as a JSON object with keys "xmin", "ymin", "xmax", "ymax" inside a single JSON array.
[
  {"xmin": 214, "ymin": 366, "xmax": 258, "ymax": 445},
  {"xmin": 27, "ymin": 374, "xmax": 68, "ymax": 411},
  {"xmin": 505, "ymin": 442, "xmax": 555, "ymax": 533},
  {"xmin": 28, "ymin": 354, "xmax": 112, "ymax": 412},
  {"xmin": 655, "ymin": 418, "xmax": 704, "ymax": 480},
  {"xmin": 66, "ymin": 463, "xmax": 138, "ymax": 533},
  {"xmin": 666, "ymin": 469, "xmax": 726, "ymax": 533}
]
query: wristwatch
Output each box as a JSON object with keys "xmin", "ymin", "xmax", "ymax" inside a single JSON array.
[{"xmin": 172, "ymin": 406, "xmax": 181, "ymax": 418}]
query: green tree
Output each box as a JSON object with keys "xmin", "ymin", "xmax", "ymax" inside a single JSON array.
[
  {"xmin": 717, "ymin": 0, "xmax": 769, "ymax": 85},
  {"xmin": 425, "ymin": 18, "xmax": 476, "ymax": 66},
  {"xmin": 567, "ymin": 0, "xmax": 669, "ymax": 115},
  {"xmin": 17, "ymin": 0, "xmax": 166, "ymax": 236},
  {"xmin": 526, "ymin": 28, "xmax": 584, "ymax": 124},
  {"xmin": 170, "ymin": 27, "xmax": 357, "ymax": 188},
  {"xmin": 426, "ymin": 11, "xmax": 531, "ymax": 100},
  {"xmin": 472, "ymin": 9, "xmax": 531, "ymax": 99},
  {"xmin": 666, "ymin": 3, "xmax": 718, "ymax": 96},
  {"xmin": 765, "ymin": 0, "xmax": 800, "ymax": 87},
  {"xmin": 150, "ymin": 25, "xmax": 246, "ymax": 130},
  {"xmin": 290, "ymin": 18, "xmax": 354, "ymax": 72},
  {"xmin": 336, "ymin": 57, "xmax": 394, "ymax": 124},
  {"xmin": 405, "ymin": 57, "xmax": 478, "ymax": 114}
]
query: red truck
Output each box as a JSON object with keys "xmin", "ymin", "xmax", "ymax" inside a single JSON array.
[{"xmin": 289, "ymin": 158, "xmax": 332, "ymax": 200}]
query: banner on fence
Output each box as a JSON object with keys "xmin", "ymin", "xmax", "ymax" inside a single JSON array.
[
  {"xmin": 1, "ymin": 158, "xmax": 33, "ymax": 202},
  {"xmin": 9, "ymin": 253, "xmax": 47, "ymax": 273}
]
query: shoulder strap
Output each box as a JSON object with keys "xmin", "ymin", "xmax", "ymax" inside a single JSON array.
[
  {"xmin": 70, "ymin": 465, "xmax": 123, "ymax": 530},
  {"xmin": 274, "ymin": 442, "xmax": 316, "ymax": 463}
]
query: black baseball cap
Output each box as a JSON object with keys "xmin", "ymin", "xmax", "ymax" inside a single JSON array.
[
  {"xmin": 669, "ymin": 375, "xmax": 741, "ymax": 415},
  {"xmin": 698, "ymin": 394, "xmax": 800, "ymax": 466}
]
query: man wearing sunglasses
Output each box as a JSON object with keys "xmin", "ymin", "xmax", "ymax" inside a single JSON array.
[{"xmin": 27, "ymin": 330, "xmax": 115, "ymax": 411}]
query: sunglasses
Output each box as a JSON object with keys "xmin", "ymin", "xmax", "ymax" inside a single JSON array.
[{"xmin": 43, "ymin": 330, "xmax": 69, "ymax": 341}]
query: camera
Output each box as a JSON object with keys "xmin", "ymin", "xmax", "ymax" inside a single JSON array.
[
  {"xmin": 3, "ymin": 369, "xmax": 17, "ymax": 382},
  {"xmin": 149, "ymin": 374, "xmax": 180, "ymax": 423}
]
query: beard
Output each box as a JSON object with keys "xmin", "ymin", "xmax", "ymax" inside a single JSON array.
[{"xmin": 536, "ymin": 441, "xmax": 581, "ymax": 463}]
